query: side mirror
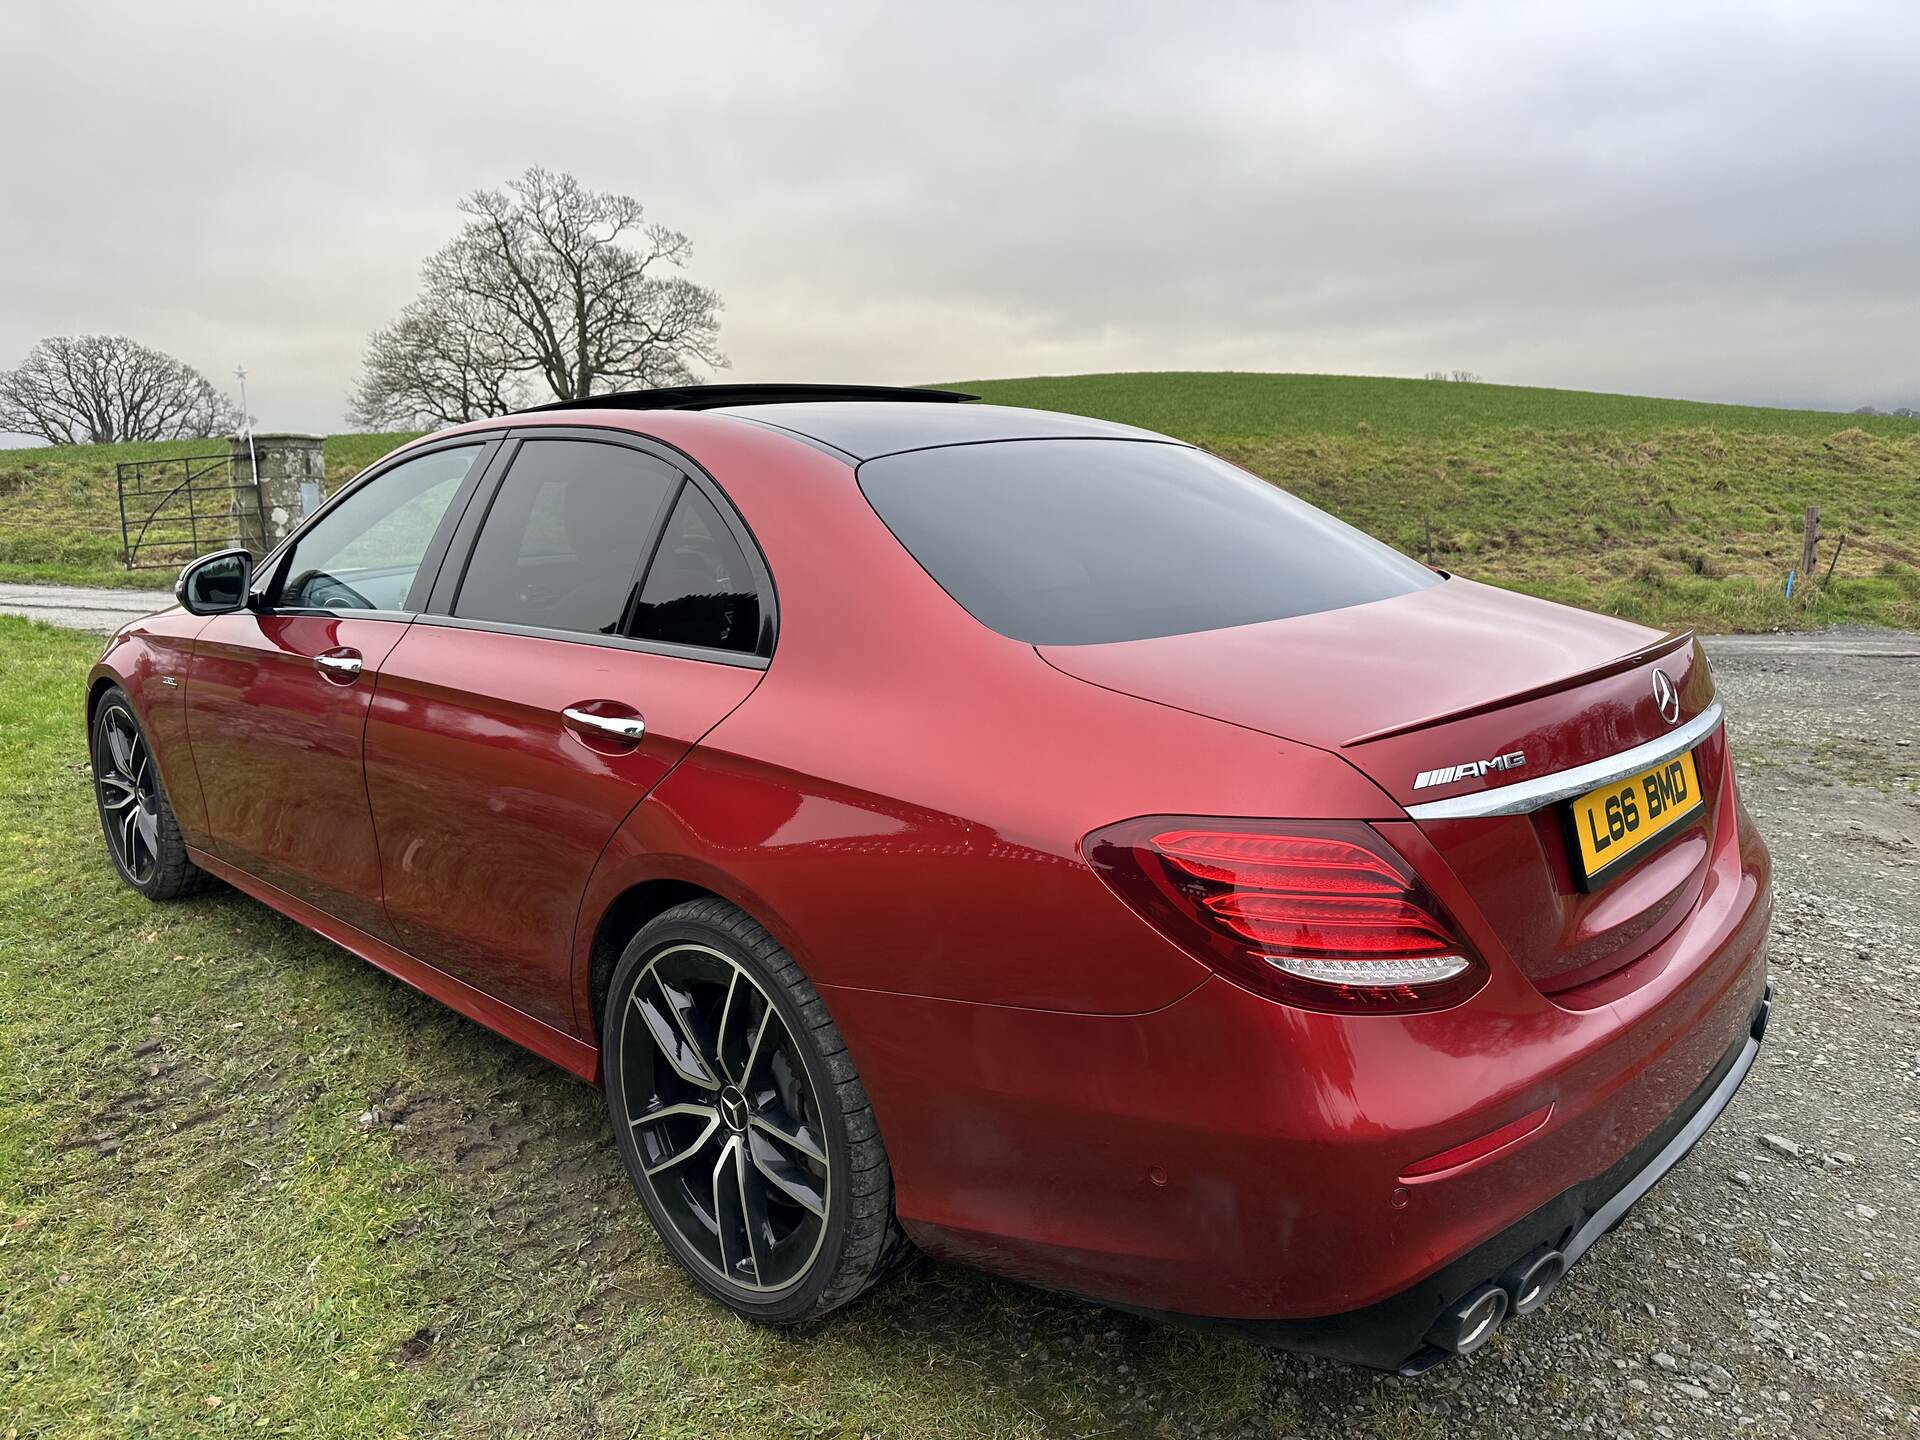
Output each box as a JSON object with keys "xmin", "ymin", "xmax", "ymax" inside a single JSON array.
[{"xmin": 175, "ymin": 549, "xmax": 253, "ymax": 615}]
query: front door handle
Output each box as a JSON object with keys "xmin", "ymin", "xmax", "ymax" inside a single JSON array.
[
  {"xmin": 315, "ymin": 649, "xmax": 363, "ymax": 682},
  {"xmin": 562, "ymin": 705, "xmax": 647, "ymax": 742}
]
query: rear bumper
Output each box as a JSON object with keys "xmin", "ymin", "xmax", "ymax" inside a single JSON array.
[
  {"xmin": 827, "ymin": 788, "xmax": 1772, "ymax": 1343},
  {"xmin": 1150, "ymin": 980, "xmax": 1772, "ymax": 1372}
]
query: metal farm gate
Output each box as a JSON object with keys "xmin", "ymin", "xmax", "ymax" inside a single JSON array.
[{"xmin": 115, "ymin": 452, "xmax": 261, "ymax": 570}]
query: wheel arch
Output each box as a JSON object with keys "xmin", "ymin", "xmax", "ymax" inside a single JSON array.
[
  {"xmin": 573, "ymin": 849, "xmax": 828, "ymax": 1052},
  {"xmin": 583, "ymin": 877, "xmax": 716, "ymax": 1042},
  {"xmin": 85, "ymin": 667, "xmax": 128, "ymax": 730}
]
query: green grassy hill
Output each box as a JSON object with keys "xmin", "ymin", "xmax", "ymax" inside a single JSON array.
[
  {"xmin": 953, "ymin": 374, "xmax": 1920, "ymax": 631},
  {"xmin": 2, "ymin": 372, "xmax": 1915, "ymax": 629}
]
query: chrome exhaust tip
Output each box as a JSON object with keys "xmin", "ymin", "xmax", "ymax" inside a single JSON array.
[
  {"xmin": 1424, "ymin": 1282, "xmax": 1508, "ymax": 1356},
  {"xmin": 1499, "ymin": 1246, "xmax": 1568, "ymax": 1317}
]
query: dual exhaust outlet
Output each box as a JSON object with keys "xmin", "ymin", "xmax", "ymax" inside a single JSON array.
[{"xmin": 1423, "ymin": 1246, "xmax": 1569, "ymax": 1357}]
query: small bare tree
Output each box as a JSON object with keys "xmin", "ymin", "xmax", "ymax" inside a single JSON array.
[
  {"xmin": 0, "ymin": 335, "xmax": 240, "ymax": 444},
  {"xmin": 351, "ymin": 167, "xmax": 725, "ymax": 424},
  {"xmin": 1423, "ymin": 369, "xmax": 1484, "ymax": 384}
]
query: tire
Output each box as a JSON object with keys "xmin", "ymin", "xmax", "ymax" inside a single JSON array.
[
  {"xmin": 90, "ymin": 687, "xmax": 213, "ymax": 902},
  {"xmin": 603, "ymin": 897, "xmax": 910, "ymax": 1322}
]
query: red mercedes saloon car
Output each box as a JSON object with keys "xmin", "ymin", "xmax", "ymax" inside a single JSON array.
[{"xmin": 89, "ymin": 385, "xmax": 1771, "ymax": 1372}]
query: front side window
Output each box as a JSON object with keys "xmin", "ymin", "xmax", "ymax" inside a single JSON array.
[
  {"xmin": 858, "ymin": 439, "xmax": 1440, "ymax": 645},
  {"xmin": 279, "ymin": 446, "xmax": 481, "ymax": 612},
  {"xmin": 628, "ymin": 484, "xmax": 764, "ymax": 655},
  {"xmin": 453, "ymin": 439, "xmax": 677, "ymax": 636}
]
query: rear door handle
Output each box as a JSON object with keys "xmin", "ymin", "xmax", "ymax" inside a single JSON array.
[
  {"xmin": 562, "ymin": 705, "xmax": 647, "ymax": 742},
  {"xmin": 315, "ymin": 649, "xmax": 363, "ymax": 681}
]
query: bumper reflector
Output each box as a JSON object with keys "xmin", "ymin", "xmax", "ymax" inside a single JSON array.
[{"xmin": 1401, "ymin": 1103, "xmax": 1554, "ymax": 1180}]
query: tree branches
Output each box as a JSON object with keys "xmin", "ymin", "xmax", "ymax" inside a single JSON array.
[
  {"xmin": 350, "ymin": 167, "xmax": 726, "ymax": 426},
  {"xmin": 0, "ymin": 336, "xmax": 240, "ymax": 445}
]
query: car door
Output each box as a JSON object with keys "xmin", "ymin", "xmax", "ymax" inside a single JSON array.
[
  {"xmin": 362, "ymin": 431, "xmax": 772, "ymax": 1032},
  {"xmin": 185, "ymin": 439, "xmax": 497, "ymax": 936}
]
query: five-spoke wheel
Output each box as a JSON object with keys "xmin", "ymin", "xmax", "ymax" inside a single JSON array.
[{"xmin": 604, "ymin": 898, "xmax": 907, "ymax": 1321}]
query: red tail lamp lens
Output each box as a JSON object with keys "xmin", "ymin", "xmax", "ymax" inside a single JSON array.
[{"xmin": 1084, "ymin": 819, "xmax": 1487, "ymax": 1014}]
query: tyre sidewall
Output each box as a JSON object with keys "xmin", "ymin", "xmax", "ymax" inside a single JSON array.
[{"xmin": 603, "ymin": 912, "xmax": 855, "ymax": 1322}]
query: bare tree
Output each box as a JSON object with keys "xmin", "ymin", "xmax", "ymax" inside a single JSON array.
[
  {"xmin": 348, "ymin": 292, "xmax": 527, "ymax": 429},
  {"xmin": 352, "ymin": 167, "xmax": 725, "ymax": 423},
  {"xmin": 1423, "ymin": 369, "xmax": 1484, "ymax": 384},
  {"xmin": 0, "ymin": 335, "xmax": 241, "ymax": 444}
]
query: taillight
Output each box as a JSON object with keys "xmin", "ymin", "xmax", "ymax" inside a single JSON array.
[{"xmin": 1084, "ymin": 818, "xmax": 1487, "ymax": 1014}]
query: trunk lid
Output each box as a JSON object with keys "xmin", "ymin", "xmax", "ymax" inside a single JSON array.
[{"xmin": 1040, "ymin": 578, "xmax": 1725, "ymax": 993}]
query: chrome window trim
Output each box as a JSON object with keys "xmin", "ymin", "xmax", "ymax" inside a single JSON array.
[
  {"xmin": 413, "ymin": 612, "xmax": 771, "ymax": 671},
  {"xmin": 1403, "ymin": 701, "xmax": 1724, "ymax": 821}
]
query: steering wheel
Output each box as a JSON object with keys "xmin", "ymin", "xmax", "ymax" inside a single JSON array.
[{"xmin": 286, "ymin": 569, "xmax": 375, "ymax": 612}]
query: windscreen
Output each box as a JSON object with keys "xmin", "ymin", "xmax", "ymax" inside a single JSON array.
[{"xmin": 857, "ymin": 438, "xmax": 1440, "ymax": 645}]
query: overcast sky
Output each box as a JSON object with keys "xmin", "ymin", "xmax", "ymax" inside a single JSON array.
[{"xmin": 2, "ymin": 0, "xmax": 1916, "ymax": 435}]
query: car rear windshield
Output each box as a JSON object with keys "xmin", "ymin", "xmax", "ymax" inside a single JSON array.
[{"xmin": 857, "ymin": 439, "xmax": 1440, "ymax": 645}]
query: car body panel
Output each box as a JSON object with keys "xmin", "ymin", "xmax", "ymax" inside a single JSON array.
[
  {"xmin": 822, "ymin": 739, "xmax": 1768, "ymax": 1318},
  {"xmin": 1039, "ymin": 580, "xmax": 1727, "ymax": 992},
  {"xmin": 184, "ymin": 611, "xmax": 410, "ymax": 938},
  {"xmin": 89, "ymin": 608, "xmax": 211, "ymax": 841},
  {"xmin": 363, "ymin": 620, "xmax": 763, "ymax": 1030},
  {"xmin": 1033, "ymin": 577, "xmax": 1678, "ymax": 798},
  {"xmin": 84, "ymin": 397, "xmax": 1773, "ymax": 1359},
  {"xmin": 561, "ymin": 415, "xmax": 1399, "ymax": 1019}
]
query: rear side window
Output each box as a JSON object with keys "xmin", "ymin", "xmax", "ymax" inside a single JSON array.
[
  {"xmin": 453, "ymin": 439, "xmax": 677, "ymax": 636},
  {"xmin": 629, "ymin": 483, "xmax": 763, "ymax": 654},
  {"xmin": 858, "ymin": 439, "xmax": 1438, "ymax": 645}
]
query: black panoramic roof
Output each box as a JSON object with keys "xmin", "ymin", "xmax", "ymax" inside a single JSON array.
[
  {"xmin": 521, "ymin": 383, "xmax": 975, "ymax": 414},
  {"xmin": 514, "ymin": 382, "xmax": 1172, "ymax": 459},
  {"xmin": 711, "ymin": 400, "xmax": 1169, "ymax": 460}
]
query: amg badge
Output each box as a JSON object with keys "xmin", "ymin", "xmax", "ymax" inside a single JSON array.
[{"xmin": 1412, "ymin": 751, "xmax": 1526, "ymax": 791}]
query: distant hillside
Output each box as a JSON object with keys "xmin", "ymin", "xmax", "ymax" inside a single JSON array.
[
  {"xmin": 1, "ymin": 372, "xmax": 1915, "ymax": 630},
  {"xmin": 948, "ymin": 371, "xmax": 1920, "ymax": 441},
  {"xmin": 945, "ymin": 373, "xmax": 1920, "ymax": 631}
]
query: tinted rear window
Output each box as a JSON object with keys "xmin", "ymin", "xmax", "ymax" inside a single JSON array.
[{"xmin": 857, "ymin": 439, "xmax": 1438, "ymax": 645}]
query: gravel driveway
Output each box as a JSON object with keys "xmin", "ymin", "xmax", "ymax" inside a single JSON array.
[
  {"xmin": 1364, "ymin": 633, "xmax": 1918, "ymax": 1439},
  {"xmin": 0, "ymin": 583, "xmax": 175, "ymax": 633}
]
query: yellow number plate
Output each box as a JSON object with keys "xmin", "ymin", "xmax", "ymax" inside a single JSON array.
[{"xmin": 1568, "ymin": 750, "xmax": 1703, "ymax": 886}]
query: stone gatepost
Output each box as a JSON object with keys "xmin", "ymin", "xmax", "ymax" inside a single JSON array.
[{"xmin": 228, "ymin": 433, "xmax": 325, "ymax": 555}]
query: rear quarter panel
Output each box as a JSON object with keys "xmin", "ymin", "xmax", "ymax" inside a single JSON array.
[{"xmin": 565, "ymin": 413, "xmax": 1401, "ymax": 1024}]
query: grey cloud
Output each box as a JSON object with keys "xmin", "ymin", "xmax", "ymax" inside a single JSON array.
[{"xmin": 2, "ymin": 0, "xmax": 1915, "ymax": 434}]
